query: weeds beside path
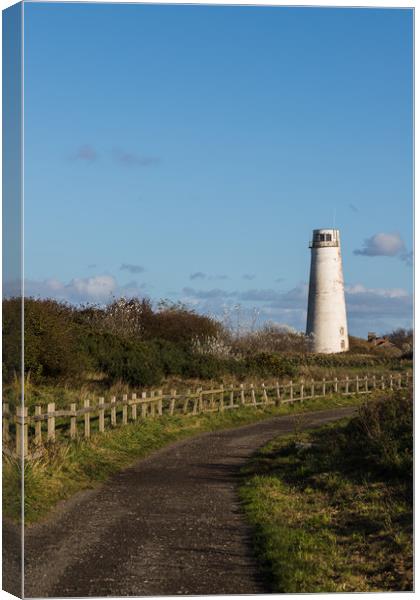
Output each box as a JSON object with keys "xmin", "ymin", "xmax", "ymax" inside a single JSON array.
[
  {"xmin": 239, "ymin": 391, "xmax": 413, "ymax": 593},
  {"xmin": 4, "ymin": 394, "xmax": 361, "ymax": 524},
  {"xmin": 18, "ymin": 405, "xmax": 357, "ymax": 597}
]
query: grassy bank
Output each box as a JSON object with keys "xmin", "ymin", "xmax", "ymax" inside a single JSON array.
[
  {"xmin": 239, "ymin": 390, "xmax": 413, "ymax": 592},
  {"xmin": 4, "ymin": 394, "xmax": 361, "ymax": 525},
  {"xmin": 3, "ymin": 360, "xmax": 412, "ymax": 412}
]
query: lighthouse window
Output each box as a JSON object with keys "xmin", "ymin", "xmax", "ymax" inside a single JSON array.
[
  {"xmin": 326, "ymin": 234, "xmax": 332, "ymax": 241},
  {"xmin": 341, "ymin": 340, "xmax": 345, "ymax": 349},
  {"xmin": 319, "ymin": 234, "xmax": 325, "ymax": 241},
  {"xmin": 340, "ymin": 326, "xmax": 344, "ymax": 335}
]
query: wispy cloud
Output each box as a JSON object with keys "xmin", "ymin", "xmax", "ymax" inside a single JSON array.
[
  {"xmin": 190, "ymin": 272, "xmax": 207, "ymax": 280},
  {"xmin": 189, "ymin": 272, "xmax": 229, "ymax": 281},
  {"xmin": 243, "ymin": 274, "xmax": 256, "ymax": 280},
  {"xmin": 120, "ymin": 263, "xmax": 145, "ymax": 274},
  {"xmin": 180, "ymin": 280, "xmax": 412, "ymax": 335},
  {"xmin": 400, "ymin": 251, "xmax": 413, "ymax": 267},
  {"xmin": 182, "ymin": 287, "xmax": 235, "ymax": 299},
  {"xmin": 349, "ymin": 203, "xmax": 359, "ymax": 213},
  {"xmin": 113, "ymin": 147, "xmax": 160, "ymax": 168},
  {"xmin": 71, "ymin": 144, "xmax": 97, "ymax": 162}
]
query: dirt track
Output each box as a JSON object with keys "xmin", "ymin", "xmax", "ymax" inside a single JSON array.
[{"xmin": 11, "ymin": 406, "xmax": 356, "ymax": 597}]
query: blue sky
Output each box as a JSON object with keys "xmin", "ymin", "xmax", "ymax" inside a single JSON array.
[{"xmin": 20, "ymin": 3, "xmax": 413, "ymax": 336}]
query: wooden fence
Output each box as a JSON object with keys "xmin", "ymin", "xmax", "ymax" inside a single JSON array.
[{"xmin": 3, "ymin": 372, "xmax": 412, "ymax": 458}]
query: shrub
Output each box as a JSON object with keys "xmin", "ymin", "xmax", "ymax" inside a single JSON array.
[
  {"xmin": 345, "ymin": 390, "xmax": 413, "ymax": 482},
  {"xmin": 83, "ymin": 332, "xmax": 163, "ymax": 387},
  {"xmin": 3, "ymin": 298, "xmax": 88, "ymax": 383},
  {"xmin": 246, "ymin": 353, "xmax": 298, "ymax": 379}
]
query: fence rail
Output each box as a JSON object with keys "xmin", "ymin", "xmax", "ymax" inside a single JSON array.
[{"xmin": 3, "ymin": 372, "xmax": 412, "ymax": 458}]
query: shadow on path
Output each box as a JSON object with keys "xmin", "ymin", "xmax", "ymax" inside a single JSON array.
[{"xmin": 22, "ymin": 406, "xmax": 356, "ymax": 597}]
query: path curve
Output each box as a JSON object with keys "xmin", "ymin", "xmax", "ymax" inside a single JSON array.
[{"xmin": 21, "ymin": 406, "xmax": 356, "ymax": 597}]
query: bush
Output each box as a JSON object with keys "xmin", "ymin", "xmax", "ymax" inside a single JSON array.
[
  {"xmin": 246, "ymin": 353, "xmax": 298, "ymax": 379},
  {"xmin": 83, "ymin": 332, "xmax": 163, "ymax": 387},
  {"xmin": 345, "ymin": 390, "xmax": 413, "ymax": 482},
  {"xmin": 3, "ymin": 298, "xmax": 88, "ymax": 383}
]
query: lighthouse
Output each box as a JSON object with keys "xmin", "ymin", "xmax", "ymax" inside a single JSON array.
[{"xmin": 306, "ymin": 229, "xmax": 349, "ymax": 353}]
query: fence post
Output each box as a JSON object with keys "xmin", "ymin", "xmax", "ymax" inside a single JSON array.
[
  {"xmin": 183, "ymin": 390, "xmax": 190, "ymax": 414},
  {"xmin": 197, "ymin": 388, "xmax": 203, "ymax": 413},
  {"xmin": 364, "ymin": 375, "xmax": 369, "ymax": 393},
  {"xmin": 150, "ymin": 391, "xmax": 156, "ymax": 417},
  {"xmin": 122, "ymin": 394, "xmax": 128, "ymax": 425},
  {"xmin": 262, "ymin": 383, "xmax": 268, "ymax": 404},
  {"xmin": 192, "ymin": 390, "xmax": 198, "ymax": 415},
  {"xmin": 381, "ymin": 375, "xmax": 385, "ymax": 390},
  {"xmin": 110, "ymin": 396, "xmax": 117, "ymax": 426},
  {"xmin": 34, "ymin": 405, "xmax": 42, "ymax": 444},
  {"xmin": 240, "ymin": 384, "xmax": 245, "ymax": 405},
  {"xmin": 290, "ymin": 381, "xmax": 294, "ymax": 401},
  {"xmin": 230, "ymin": 384, "xmax": 234, "ymax": 408},
  {"xmin": 356, "ymin": 376, "xmax": 359, "ymax": 394},
  {"xmin": 406, "ymin": 372, "xmax": 410, "ymax": 388},
  {"xmin": 300, "ymin": 380, "xmax": 304, "ymax": 403},
  {"xmin": 276, "ymin": 381, "xmax": 281, "ymax": 404},
  {"xmin": 169, "ymin": 390, "xmax": 176, "ymax": 415},
  {"xmin": 141, "ymin": 392, "xmax": 148, "ymax": 418},
  {"xmin": 47, "ymin": 402, "xmax": 56, "ymax": 441},
  {"xmin": 219, "ymin": 385, "xmax": 224, "ymax": 412},
  {"xmin": 311, "ymin": 379, "xmax": 315, "ymax": 397},
  {"xmin": 334, "ymin": 377, "xmax": 338, "ymax": 393},
  {"xmin": 390, "ymin": 375, "xmax": 394, "ymax": 390},
  {"xmin": 322, "ymin": 378, "xmax": 326, "ymax": 396},
  {"xmin": 70, "ymin": 403, "xmax": 77, "ymax": 439},
  {"xmin": 98, "ymin": 397, "xmax": 105, "ymax": 432},
  {"xmin": 158, "ymin": 390, "xmax": 163, "ymax": 416},
  {"xmin": 372, "ymin": 375, "xmax": 376, "ymax": 390},
  {"xmin": 129, "ymin": 393, "xmax": 137, "ymax": 421},
  {"xmin": 345, "ymin": 376, "xmax": 349, "ymax": 394},
  {"xmin": 84, "ymin": 399, "xmax": 90, "ymax": 438},
  {"xmin": 3, "ymin": 403, "xmax": 10, "ymax": 443},
  {"xmin": 251, "ymin": 384, "xmax": 257, "ymax": 406},
  {"xmin": 210, "ymin": 390, "xmax": 215, "ymax": 410},
  {"xmin": 15, "ymin": 406, "xmax": 28, "ymax": 458},
  {"xmin": 397, "ymin": 374, "xmax": 402, "ymax": 389}
]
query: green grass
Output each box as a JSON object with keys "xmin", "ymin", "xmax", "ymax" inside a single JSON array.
[
  {"xmin": 2, "ymin": 359, "xmax": 412, "ymax": 412},
  {"xmin": 239, "ymin": 392, "xmax": 413, "ymax": 593},
  {"xmin": 3, "ymin": 393, "xmax": 361, "ymax": 524}
]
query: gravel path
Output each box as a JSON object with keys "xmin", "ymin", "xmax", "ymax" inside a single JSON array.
[{"xmin": 16, "ymin": 406, "xmax": 356, "ymax": 597}]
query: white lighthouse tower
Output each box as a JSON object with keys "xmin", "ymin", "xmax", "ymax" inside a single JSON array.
[{"xmin": 306, "ymin": 228, "xmax": 349, "ymax": 353}]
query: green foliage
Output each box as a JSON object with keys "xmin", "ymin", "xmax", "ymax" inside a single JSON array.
[
  {"xmin": 2, "ymin": 297, "xmax": 412, "ymax": 390},
  {"xmin": 246, "ymin": 353, "xmax": 298, "ymax": 379},
  {"xmin": 344, "ymin": 391, "xmax": 413, "ymax": 482},
  {"xmin": 3, "ymin": 298, "xmax": 89, "ymax": 383},
  {"xmin": 97, "ymin": 337, "xmax": 164, "ymax": 387},
  {"xmin": 240, "ymin": 390, "xmax": 413, "ymax": 592},
  {"xmin": 2, "ymin": 298, "xmax": 22, "ymax": 382},
  {"xmin": 3, "ymin": 393, "xmax": 362, "ymax": 524}
]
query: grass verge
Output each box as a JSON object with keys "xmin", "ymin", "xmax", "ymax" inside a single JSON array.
[
  {"xmin": 4, "ymin": 393, "xmax": 360, "ymax": 524},
  {"xmin": 239, "ymin": 391, "xmax": 413, "ymax": 592}
]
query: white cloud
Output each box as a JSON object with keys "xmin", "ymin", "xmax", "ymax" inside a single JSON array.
[
  {"xmin": 3, "ymin": 275, "xmax": 146, "ymax": 304},
  {"xmin": 353, "ymin": 232, "xmax": 412, "ymax": 265},
  {"xmin": 180, "ymin": 281, "xmax": 412, "ymax": 336},
  {"xmin": 4, "ymin": 274, "xmax": 412, "ymax": 337},
  {"xmin": 345, "ymin": 284, "xmax": 409, "ymax": 299}
]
